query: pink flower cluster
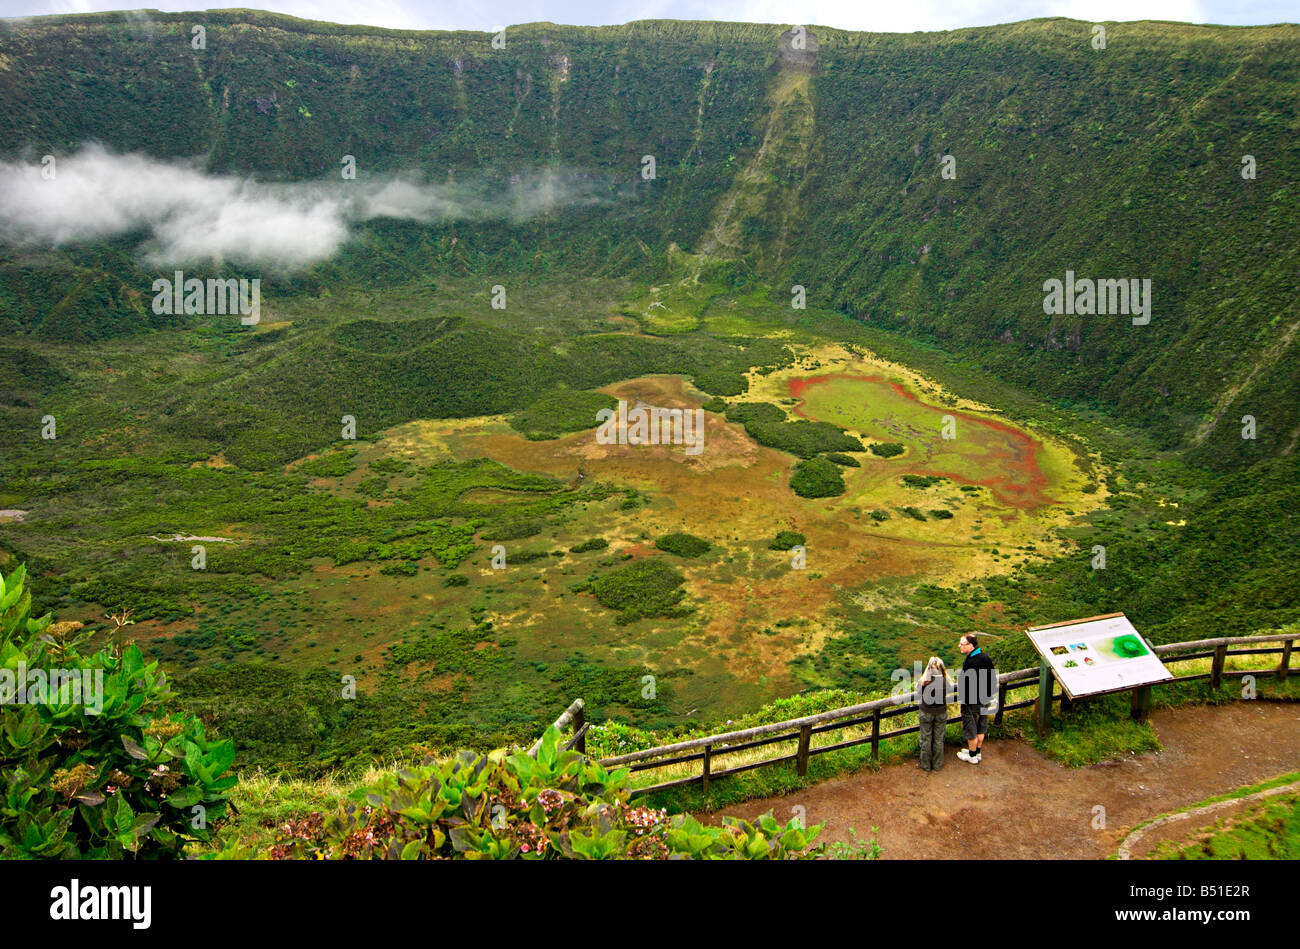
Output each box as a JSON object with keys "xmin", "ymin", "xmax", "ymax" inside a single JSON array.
[
  {"xmin": 537, "ymin": 788, "xmax": 564, "ymax": 813},
  {"xmin": 625, "ymin": 806, "xmax": 667, "ymax": 836}
]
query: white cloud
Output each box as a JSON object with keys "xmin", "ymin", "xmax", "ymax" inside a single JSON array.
[{"xmin": 0, "ymin": 145, "xmax": 608, "ymax": 271}]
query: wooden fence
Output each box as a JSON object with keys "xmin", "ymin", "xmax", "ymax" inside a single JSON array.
[
  {"xmin": 536, "ymin": 633, "xmax": 1294, "ymax": 797},
  {"xmin": 528, "ymin": 698, "xmax": 588, "ymax": 757}
]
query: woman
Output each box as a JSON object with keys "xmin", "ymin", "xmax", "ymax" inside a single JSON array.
[{"xmin": 916, "ymin": 656, "xmax": 955, "ymax": 772}]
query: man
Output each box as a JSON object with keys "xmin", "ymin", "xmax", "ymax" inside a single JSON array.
[{"xmin": 957, "ymin": 633, "xmax": 996, "ymax": 764}]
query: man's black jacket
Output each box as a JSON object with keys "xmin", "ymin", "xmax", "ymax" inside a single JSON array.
[{"xmin": 959, "ymin": 649, "xmax": 997, "ymax": 709}]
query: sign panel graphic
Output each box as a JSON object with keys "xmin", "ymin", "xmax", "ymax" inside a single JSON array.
[{"xmin": 1025, "ymin": 613, "xmax": 1173, "ymax": 699}]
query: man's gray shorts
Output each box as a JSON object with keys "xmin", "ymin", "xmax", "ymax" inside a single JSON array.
[{"xmin": 961, "ymin": 705, "xmax": 988, "ymax": 742}]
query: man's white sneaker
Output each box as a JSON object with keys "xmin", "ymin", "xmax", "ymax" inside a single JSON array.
[{"xmin": 957, "ymin": 749, "xmax": 973, "ymax": 762}]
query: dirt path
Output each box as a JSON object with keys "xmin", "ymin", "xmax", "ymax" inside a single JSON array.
[{"xmin": 711, "ymin": 701, "xmax": 1300, "ymax": 858}]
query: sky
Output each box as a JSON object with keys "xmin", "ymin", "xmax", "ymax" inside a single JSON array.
[{"xmin": 0, "ymin": 0, "xmax": 1297, "ymax": 33}]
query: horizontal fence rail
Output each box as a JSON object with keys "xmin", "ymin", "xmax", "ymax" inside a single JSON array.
[{"xmin": 538, "ymin": 633, "xmax": 1294, "ymax": 797}]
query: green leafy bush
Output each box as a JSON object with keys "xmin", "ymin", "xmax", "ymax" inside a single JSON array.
[
  {"xmin": 380, "ymin": 561, "xmax": 419, "ymax": 576},
  {"xmin": 570, "ymin": 538, "xmax": 609, "ymax": 553},
  {"xmin": 0, "ymin": 565, "xmax": 236, "ymax": 858},
  {"xmin": 509, "ymin": 389, "xmax": 619, "ymax": 440},
  {"xmin": 261, "ymin": 726, "xmax": 822, "ymax": 860},
  {"xmin": 902, "ymin": 475, "xmax": 946, "ymax": 489},
  {"xmin": 332, "ymin": 539, "xmax": 373, "ymax": 566},
  {"xmin": 480, "ymin": 519, "xmax": 544, "ymax": 541},
  {"xmin": 509, "ymin": 549, "xmax": 562, "ymax": 565},
  {"xmin": 356, "ymin": 476, "xmax": 388, "ymax": 498},
  {"xmin": 790, "ymin": 457, "xmax": 846, "ymax": 498},
  {"xmin": 825, "ymin": 826, "xmax": 883, "ymax": 860},
  {"xmin": 588, "ymin": 560, "xmax": 691, "ymax": 625},
  {"xmin": 692, "ymin": 368, "xmax": 748, "ymax": 397},
  {"xmin": 824, "ymin": 452, "xmax": 861, "ymax": 467},
  {"xmin": 869, "ymin": 442, "xmax": 905, "ymax": 458},
  {"xmin": 725, "ymin": 402, "xmax": 863, "ymax": 459},
  {"xmin": 769, "ymin": 530, "xmax": 806, "ymax": 549},
  {"xmin": 655, "ymin": 532, "xmax": 712, "ymax": 558}
]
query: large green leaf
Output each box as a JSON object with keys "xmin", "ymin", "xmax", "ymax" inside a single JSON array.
[
  {"xmin": 205, "ymin": 739, "xmax": 236, "ymax": 778},
  {"xmin": 165, "ymin": 786, "xmax": 202, "ymax": 809},
  {"xmin": 120, "ymin": 735, "xmax": 148, "ymax": 760}
]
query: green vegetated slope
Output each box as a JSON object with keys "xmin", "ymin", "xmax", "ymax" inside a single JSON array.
[
  {"xmin": 796, "ymin": 21, "xmax": 1300, "ymax": 471},
  {"xmin": 0, "ymin": 13, "xmax": 1297, "ymax": 468}
]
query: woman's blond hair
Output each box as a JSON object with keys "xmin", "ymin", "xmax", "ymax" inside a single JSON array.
[{"xmin": 918, "ymin": 656, "xmax": 954, "ymax": 691}]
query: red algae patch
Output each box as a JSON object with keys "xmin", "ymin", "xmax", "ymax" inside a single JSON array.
[{"xmin": 787, "ymin": 373, "xmax": 1056, "ymax": 509}]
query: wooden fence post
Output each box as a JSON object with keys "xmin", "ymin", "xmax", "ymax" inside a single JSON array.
[
  {"xmin": 1035, "ymin": 660, "xmax": 1053, "ymax": 736},
  {"xmin": 796, "ymin": 724, "xmax": 812, "ymax": 777},
  {"xmin": 1211, "ymin": 643, "xmax": 1227, "ymax": 690},
  {"xmin": 573, "ymin": 703, "xmax": 586, "ymax": 754},
  {"xmin": 994, "ymin": 682, "xmax": 1007, "ymax": 727},
  {"xmin": 528, "ymin": 698, "xmax": 585, "ymax": 758},
  {"xmin": 1278, "ymin": 639, "xmax": 1293, "ymax": 683},
  {"xmin": 870, "ymin": 708, "xmax": 881, "ymax": 761},
  {"xmin": 701, "ymin": 744, "xmax": 711, "ymax": 794},
  {"xmin": 1131, "ymin": 685, "xmax": 1152, "ymax": 723}
]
